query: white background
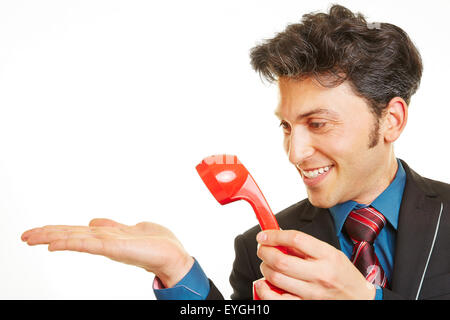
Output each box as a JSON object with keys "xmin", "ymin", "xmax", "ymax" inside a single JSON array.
[{"xmin": 1, "ymin": 0, "xmax": 449, "ymax": 299}]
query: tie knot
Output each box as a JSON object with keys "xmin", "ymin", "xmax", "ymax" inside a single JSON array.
[{"xmin": 344, "ymin": 206, "xmax": 386, "ymax": 244}]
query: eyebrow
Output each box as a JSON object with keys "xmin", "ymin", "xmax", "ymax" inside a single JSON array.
[{"xmin": 274, "ymin": 108, "xmax": 340, "ymax": 121}]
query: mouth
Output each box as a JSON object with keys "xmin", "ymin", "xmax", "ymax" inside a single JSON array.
[{"xmin": 298, "ymin": 164, "xmax": 334, "ymax": 187}]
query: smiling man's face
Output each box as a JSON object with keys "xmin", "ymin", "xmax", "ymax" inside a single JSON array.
[{"xmin": 276, "ymin": 76, "xmax": 397, "ymax": 208}]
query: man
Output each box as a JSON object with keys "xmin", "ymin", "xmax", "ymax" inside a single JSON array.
[{"xmin": 21, "ymin": 5, "xmax": 450, "ymax": 300}]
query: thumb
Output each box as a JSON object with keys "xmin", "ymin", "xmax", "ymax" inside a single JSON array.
[{"xmin": 89, "ymin": 218, "xmax": 127, "ymax": 228}]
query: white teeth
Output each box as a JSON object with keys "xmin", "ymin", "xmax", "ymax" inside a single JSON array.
[{"xmin": 301, "ymin": 165, "xmax": 331, "ymax": 178}]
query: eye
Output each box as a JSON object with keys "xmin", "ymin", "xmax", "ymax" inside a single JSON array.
[
  {"xmin": 279, "ymin": 120, "xmax": 291, "ymax": 133},
  {"xmin": 309, "ymin": 121, "xmax": 327, "ymax": 130}
]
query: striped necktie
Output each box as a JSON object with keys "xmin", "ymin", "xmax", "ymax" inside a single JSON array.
[{"xmin": 343, "ymin": 206, "xmax": 388, "ymax": 288}]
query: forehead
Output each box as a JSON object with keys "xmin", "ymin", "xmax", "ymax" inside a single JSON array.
[{"xmin": 275, "ymin": 77, "xmax": 369, "ymax": 120}]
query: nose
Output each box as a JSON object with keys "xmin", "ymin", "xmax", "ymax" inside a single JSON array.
[{"xmin": 286, "ymin": 128, "xmax": 315, "ymax": 166}]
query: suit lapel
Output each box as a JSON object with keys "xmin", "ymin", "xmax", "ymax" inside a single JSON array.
[
  {"xmin": 298, "ymin": 204, "xmax": 341, "ymax": 251},
  {"xmin": 391, "ymin": 160, "xmax": 442, "ymax": 299}
]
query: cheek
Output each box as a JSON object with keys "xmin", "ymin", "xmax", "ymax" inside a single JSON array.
[
  {"xmin": 322, "ymin": 125, "xmax": 369, "ymax": 157},
  {"xmin": 283, "ymin": 136, "xmax": 290, "ymax": 154},
  {"xmin": 312, "ymin": 130, "xmax": 370, "ymax": 178},
  {"xmin": 328, "ymin": 137, "xmax": 376, "ymax": 182},
  {"xmin": 311, "ymin": 132, "xmax": 348, "ymax": 160}
]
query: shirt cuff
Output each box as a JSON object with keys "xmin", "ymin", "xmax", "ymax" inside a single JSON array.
[
  {"xmin": 152, "ymin": 258, "xmax": 210, "ymax": 300},
  {"xmin": 374, "ymin": 285, "xmax": 383, "ymax": 300}
]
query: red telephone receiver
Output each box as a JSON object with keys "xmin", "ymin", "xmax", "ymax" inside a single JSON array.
[{"xmin": 196, "ymin": 154, "xmax": 287, "ymax": 299}]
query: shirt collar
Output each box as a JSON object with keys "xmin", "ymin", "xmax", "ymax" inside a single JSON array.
[{"xmin": 328, "ymin": 159, "xmax": 406, "ymax": 236}]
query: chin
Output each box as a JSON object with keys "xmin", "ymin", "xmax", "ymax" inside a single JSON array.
[
  {"xmin": 308, "ymin": 197, "xmax": 328, "ymax": 208},
  {"xmin": 307, "ymin": 192, "xmax": 336, "ymax": 209}
]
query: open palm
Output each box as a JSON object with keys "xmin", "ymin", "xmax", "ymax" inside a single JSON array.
[{"xmin": 21, "ymin": 218, "xmax": 194, "ymax": 287}]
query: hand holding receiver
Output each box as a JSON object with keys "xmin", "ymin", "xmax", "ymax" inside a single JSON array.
[
  {"xmin": 21, "ymin": 218, "xmax": 194, "ymax": 288},
  {"xmin": 195, "ymin": 154, "xmax": 288, "ymax": 299}
]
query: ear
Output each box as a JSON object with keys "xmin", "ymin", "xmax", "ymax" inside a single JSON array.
[{"xmin": 381, "ymin": 97, "xmax": 408, "ymax": 143}]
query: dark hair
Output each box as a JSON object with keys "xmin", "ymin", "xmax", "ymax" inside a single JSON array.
[{"xmin": 250, "ymin": 4, "xmax": 423, "ymax": 118}]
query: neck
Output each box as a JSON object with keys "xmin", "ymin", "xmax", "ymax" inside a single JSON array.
[{"xmin": 354, "ymin": 152, "xmax": 398, "ymax": 205}]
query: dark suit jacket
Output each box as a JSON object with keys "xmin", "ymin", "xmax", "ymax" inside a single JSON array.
[{"xmin": 206, "ymin": 159, "xmax": 450, "ymax": 300}]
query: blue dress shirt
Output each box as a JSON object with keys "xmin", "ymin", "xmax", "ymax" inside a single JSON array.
[
  {"xmin": 328, "ymin": 159, "xmax": 406, "ymax": 299},
  {"xmin": 153, "ymin": 258, "xmax": 210, "ymax": 300},
  {"xmin": 154, "ymin": 159, "xmax": 406, "ymax": 300}
]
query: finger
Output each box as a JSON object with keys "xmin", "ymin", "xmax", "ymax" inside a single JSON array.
[
  {"xmin": 254, "ymin": 279, "xmax": 301, "ymax": 300},
  {"xmin": 48, "ymin": 237, "xmax": 106, "ymax": 256},
  {"xmin": 132, "ymin": 222, "xmax": 175, "ymax": 237},
  {"xmin": 260, "ymin": 262, "xmax": 316, "ymax": 299},
  {"xmin": 257, "ymin": 244, "xmax": 316, "ymax": 281},
  {"xmin": 25, "ymin": 230, "xmax": 95, "ymax": 246},
  {"xmin": 47, "ymin": 237, "xmax": 159, "ymax": 265},
  {"xmin": 256, "ymin": 229, "xmax": 334, "ymax": 259},
  {"xmin": 22, "ymin": 226, "xmax": 71, "ymax": 241},
  {"xmin": 22, "ymin": 225, "xmax": 92, "ymax": 242},
  {"xmin": 22, "ymin": 227, "xmax": 41, "ymax": 241},
  {"xmin": 89, "ymin": 218, "xmax": 127, "ymax": 228},
  {"xmin": 23, "ymin": 223, "xmax": 123, "ymax": 245}
]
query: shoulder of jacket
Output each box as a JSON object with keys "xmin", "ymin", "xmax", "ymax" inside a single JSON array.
[
  {"xmin": 401, "ymin": 159, "xmax": 450, "ymax": 202},
  {"xmin": 423, "ymin": 177, "xmax": 450, "ymax": 201}
]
